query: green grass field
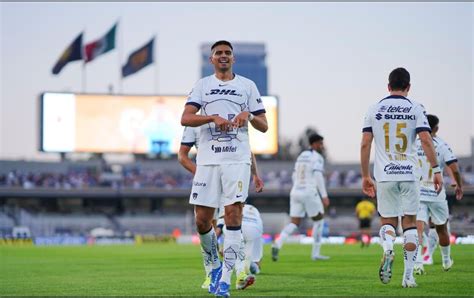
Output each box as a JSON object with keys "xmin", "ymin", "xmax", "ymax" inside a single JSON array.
[{"xmin": 1, "ymin": 243, "xmax": 473, "ymax": 296}]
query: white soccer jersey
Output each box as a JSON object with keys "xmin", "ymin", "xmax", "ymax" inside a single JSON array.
[
  {"xmin": 180, "ymin": 126, "xmax": 200, "ymax": 149},
  {"xmin": 242, "ymin": 204, "xmax": 263, "ymax": 233},
  {"xmin": 416, "ymin": 136, "xmax": 457, "ymax": 202},
  {"xmin": 290, "ymin": 149, "xmax": 325, "ymax": 195},
  {"xmin": 362, "ymin": 95, "xmax": 431, "ymax": 182},
  {"xmin": 185, "ymin": 74, "xmax": 265, "ymax": 165}
]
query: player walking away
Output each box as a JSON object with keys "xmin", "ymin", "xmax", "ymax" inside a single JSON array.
[
  {"xmin": 360, "ymin": 67, "xmax": 443, "ymax": 288},
  {"xmin": 178, "ymin": 126, "xmax": 264, "ymax": 290},
  {"xmin": 355, "ymin": 198, "xmax": 376, "ymax": 247},
  {"xmin": 217, "ymin": 204, "xmax": 264, "ymax": 291},
  {"xmin": 181, "ymin": 40, "xmax": 268, "ymax": 297},
  {"xmin": 272, "ymin": 133, "xmax": 330, "ymax": 262},
  {"xmin": 413, "ymin": 114, "xmax": 463, "ymax": 274}
]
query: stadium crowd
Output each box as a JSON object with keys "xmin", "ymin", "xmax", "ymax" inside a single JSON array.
[{"xmin": 1, "ymin": 165, "xmax": 472, "ymax": 190}]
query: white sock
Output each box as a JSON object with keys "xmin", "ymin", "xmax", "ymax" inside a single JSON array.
[
  {"xmin": 403, "ymin": 229, "xmax": 418, "ymax": 281},
  {"xmin": 415, "ymin": 243, "xmax": 423, "ymax": 265},
  {"xmin": 234, "ymin": 235, "xmax": 246, "ymax": 276},
  {"xmin": 379, "ymin": 224, "xmax": 396, "ymax": 252},
  {"xmin": 428, "ymin": 228, "xmax": 439, "ymax": 259},
  {"xmin": 201, "ymin": 247, "xmax": 212, "ymax": 276},
  {"xmin": 311, "ymin": 219, "xmax": 323, "ymax": 257},
  {"xmin": 440, "ymin": 245, "xmax": 451, "ymax": 263},
  {"xmin": 275, "ymin": 222, "xmax": 297, "ymax": 249},
  {"xmin": 422, "ymin": 232, "xmax": 429, "ymax": 248},
  {"xmin": 199, "ymin": 227, "xmax": 220, "ymax": 269},
  {"xmin": 220, "ymin": 227, "xmax": 242, "ymax": 284}
]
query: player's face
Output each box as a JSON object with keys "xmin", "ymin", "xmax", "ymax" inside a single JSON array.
[
  {"xmin": 210, "ymin": 45, "xmax": 234, "ymax": 72},
  {"xmin": 313, "ymin": 141, "xmax": 325, "ymax": 154}
]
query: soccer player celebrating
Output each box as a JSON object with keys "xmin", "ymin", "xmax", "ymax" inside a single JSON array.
[
  {"xmin": 272, "ymin": 133, "xmax": 330, "ymax": 261},
  {"xmin": 181, "ymin": 40, "xmax": 268, "ymax": 297},
  {"xmin": 360, "ymin": 67, "xmax": 442, "ymax": 288},
  {"xmin": 413, "ymin": 114, "xmax": 463, "ymax": 274}
]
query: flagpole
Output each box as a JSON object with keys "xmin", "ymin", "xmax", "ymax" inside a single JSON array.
[
  {"xmin": 117, "ymin": 19, "xmax": 123, "ymax": 94},
  {"xmin": 82, "ymin": 29, "xmax": 86, "ymax": 93},
  {"xmin": 82, "ymin": 61, "xmax": 86, "ymax": 93},
  {"xmin": 154, "ymin": 35, "xmax": 158, "ymax": 95}
]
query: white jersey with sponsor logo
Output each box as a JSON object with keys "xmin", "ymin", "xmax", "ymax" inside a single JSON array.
[
  {"xmin": 416, "ymin": 136, "xmax": 457, "ymax": 202},
  {"xmin": 290, "ymin": 149, "xmax": 325, "ymax": 195},
  {"xmin": 180, "ymin": 126, "xmax": 200, "ymax": 149},
  {"xmin": 186, "ymin": 74, "xmax": 266, "ymax": 165},
  {"xmin": 362, "ymin": 95, "xmax": 431, "ymax": 182}
]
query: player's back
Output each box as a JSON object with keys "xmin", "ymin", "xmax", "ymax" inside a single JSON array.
[
  {"xmin": 363, "ymin": 95, "xmax": 430, "ymax": 182},
  {"xmin": 290, "ymin": 150, "xmax": 322, "ymax": 193}
]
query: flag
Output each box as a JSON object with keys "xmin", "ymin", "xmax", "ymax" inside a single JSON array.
[
  {"xmin": 84, "ymin": 23, "xmax": 117, "ymax": 63},
  {"xmin": 52, "ymin": 32, "xmax": 83, "ymax": 75},
  {"xmin": 122, "ymin": 38, "xmax": 154, "ymax": 78}
]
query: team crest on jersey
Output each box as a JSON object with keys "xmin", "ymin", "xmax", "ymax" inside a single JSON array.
[{"xmin": 202, "ymin": 99, "xmax": 247, "ymax": 142}]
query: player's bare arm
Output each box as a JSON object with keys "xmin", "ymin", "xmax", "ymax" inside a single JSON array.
[
  {"xmin": 178, "ymin": 145, "xmax": 196, "ymax": 175},
  {"xmin": 181, "ymin": 104, "xmax": 232, "ymax": 131},
  {"xmin": 447, "ymin": 162, "xmax": 463, "ymax": 200},
  {"xmin": 251, "ymin": 153, "xmax": 264, "ymax": 193},
  {"xmin": 418, "ymin": 131, "xmax": 444, "ymax": 193},
  {"xmin": 360, "ymin": 132, "xmax": 375, "ymax": 198}
]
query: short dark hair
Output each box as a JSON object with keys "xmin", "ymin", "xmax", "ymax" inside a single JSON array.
[
  {"xmin": 309, "ymin": 133, "xmax": 324, "ymax": 144},
  {"xmin": 211, "ymin": 40, "xmax": 233, "ymax": 51},
  {"xmin": 388, "ymin": 67, "xmax": 410, "ymax": 91},
  {"xmin": 427, "ymin": 114, "xmax": 439, "ymax": 130}
]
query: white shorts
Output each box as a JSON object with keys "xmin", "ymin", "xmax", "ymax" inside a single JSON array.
[
  {"xmin": 189, "ymin": 164, "xmax": 250, "ymax": 208},
  {"xmin": 417, "ymin": 200, "xmax": 449, "ymax": 225},
  {"xmin": 242, "ymin": 224, "xmax": 263, "ymax": 262},
  {"xmin": 289, "ymin": 192, "xmax": 324, "ymax": 218},
  {"xmin": 376, "ymin": 181, "xmax": 419, "ymax": 217}
]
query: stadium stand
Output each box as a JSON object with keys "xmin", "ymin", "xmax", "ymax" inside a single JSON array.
[{"xmin": 0, "ymin": 157, "xmax": 473, "ymax": 238}]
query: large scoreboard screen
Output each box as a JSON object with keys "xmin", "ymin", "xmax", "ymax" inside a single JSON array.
[{"xmin": 39, "ymin": 92, "xmax": 278, "ymax": 155}]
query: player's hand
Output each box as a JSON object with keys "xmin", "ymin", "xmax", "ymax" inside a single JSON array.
[
  {"xmin": 232, "ymin": 111, "xmax": 250, "ymax": 128},
  {"xmin": 454, "ymin": 184, "xmax": 463, "ymax": 200},
  {"xmin": 362, "ymin": 176, "xmax": 376, "ymax": 198},
  {"xmin": 322, "ymin": 197, "xmax": 330, "ymax": 207},
  {"xmin": 213, "ymin": 115, "xmax": 233, "ymax": 132},
  {"xmin": 433, "ymin": 172, "xmax": 443, "ymax": 194},
  {"xmin": 253, "ymin": 175, "xmax": 264, "ymax": 193}
]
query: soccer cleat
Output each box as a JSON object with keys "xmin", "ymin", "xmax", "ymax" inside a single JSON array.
[
  {"xmin": 208, "ymin": 263, "xmax": 222, "ymax": 294},
  {"xmin": 413, "ymin": 264, "xmax": 425, "ymax": 275},
  {"xmin": 201, "ymin": 276, "xmax": 211, "ymax": 289},
  {"xmin": 402, "ymin": 278, "xmax": 418, "ymax": 288},
  {"xmin": 442, "ymin": 258, "xmax": 454, "ymax": 271},
  {"xmin": 379, "ymin": 250, "xmax": 394, "ymax": 284},
  {"xmin": 236, "ymin": 272, "xmax": 255, "ymax": 290},
  {"xmin": 271, "ymin": 246, "xmax": 279, "ymax": 261},
  {"xmin": 215, "ymin": 281, "xmax": 230, "ymax": 297},
  {"xmin": 249, "ymin": 262, "xmax": 260, "ymax": 274},
  {"xmin": 312, "ymin": 255, "xmax": 330, "ymax": 261},
  {"xmin": 422, "ymin": 255, "xmax": 433, "ymax": 265}
]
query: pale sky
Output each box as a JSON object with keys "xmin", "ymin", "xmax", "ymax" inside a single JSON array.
[{"xmin": 1, "ymin": 2, "xmax": 472, "ymax": 163}]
